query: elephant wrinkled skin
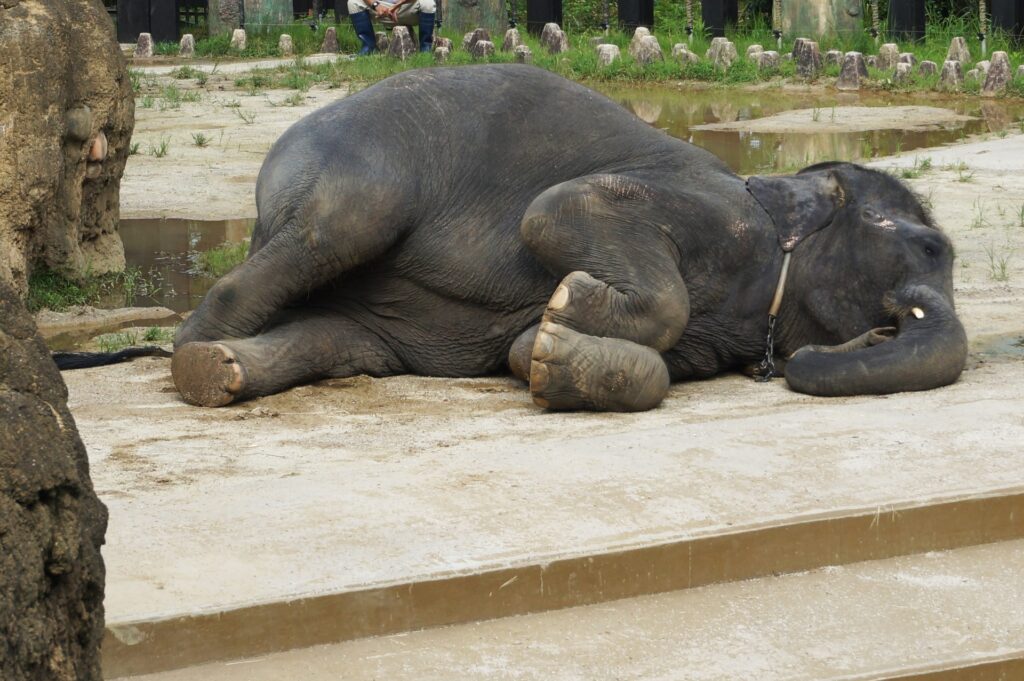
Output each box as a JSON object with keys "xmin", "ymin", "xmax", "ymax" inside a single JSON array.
[{"xmin": 173, "ymin": 65, "xmax": 967, "ymax": 410}]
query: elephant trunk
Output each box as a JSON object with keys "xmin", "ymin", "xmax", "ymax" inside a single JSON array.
[{"xmin": 784, "ymin": 285, "xmax": 968, "ymax": 397}]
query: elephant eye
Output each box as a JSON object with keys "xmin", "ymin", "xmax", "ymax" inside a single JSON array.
[{"xmin": 862, "ymin": 207, "xmax": 881, "ymax": 222}]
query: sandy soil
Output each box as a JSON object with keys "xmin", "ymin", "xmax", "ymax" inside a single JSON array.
[{"xmin": 120, "ymin": 68, "xmax": 353, "ymax": 220}]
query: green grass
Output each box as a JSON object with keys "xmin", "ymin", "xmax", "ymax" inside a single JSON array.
[
  {"xmin": 26, "ymin": 267, "xmax": 161, "ymax": 313},
  {"xmin": 900, "ymin": 156, "xmax": 933, "ymax": 179},
  {"xmin": 196, "ymin": 240, "xmax": 250, "ymax": 277},
  {"xmin": 191, "ymin": 132, "xmax": 211, "ymax": 147},
  {"xmin": 234, "ymin": 108, "xmax": 257, "ymax": 124},
  {"xmin": 147, "ymin": 137, "xmax": 171, "ymax": 157},
  {"xmin": 143, "ymin": 326, "xmax": 175, "ymax": 343},
  {"xmin": 97, "ymin": 330, "xmax": 140, "ymax": 353}
]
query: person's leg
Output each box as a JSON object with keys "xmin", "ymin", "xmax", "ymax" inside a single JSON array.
[
  {"xmin": 413, "ymin": 0, "xmax": 436, "ymax": 50},
  {"xmin": 347, "ymin": 0, "xmax": 377, "ymax": 54}
]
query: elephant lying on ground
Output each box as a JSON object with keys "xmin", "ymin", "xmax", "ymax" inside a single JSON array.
[{"xmin": 172, "ymin": 64, "xmax": 967, "ymax": 410}]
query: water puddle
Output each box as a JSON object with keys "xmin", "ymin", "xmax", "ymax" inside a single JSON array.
[
  {"xmin": 972, "ymin": 332, "xmax": 1024, "ymax": 363},
  {"xmin": 119, "ymin": 217, "xmax": 255, "ymax": 312},
  {"xmin": 603, "ymin": 88, "xmax": 1024, "ymax": 175}
]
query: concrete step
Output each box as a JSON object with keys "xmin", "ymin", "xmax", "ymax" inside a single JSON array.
[
  {"xmin": 112, "ymin": 539, "xmax": 1024, "ymax": 681},
  {"xmin": 65, "ymin": 356, "xmax": 1024, "ymax": 677}
]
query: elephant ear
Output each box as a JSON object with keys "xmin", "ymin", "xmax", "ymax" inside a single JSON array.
[{"xmin": 747, "ymin": 171, "xmax": 845, "ymax": 252}]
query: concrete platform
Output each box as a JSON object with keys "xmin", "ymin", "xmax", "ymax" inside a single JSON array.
[
  {"xmin": 66, "ymin": 352, "xmax": 1024, "ymax": 676},
  {"xmin": 112, "ymin": 540, "xmax": 1024, "ymax": 681}
]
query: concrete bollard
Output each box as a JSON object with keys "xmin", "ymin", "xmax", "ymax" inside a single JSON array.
[
  {"xmin": 982, "ymin": 51, "xmax": 1012, "ymax": 97},
  {"xmin": 634, "ymin": 35, "xmax": 663, "ymax": 65},
  {"xmin": 628, "ymin": 27, "xmax": 651, "ymax": 59},
  {"xmin": 470, "ymin": 39, "xmax": 495, "ymax": 59},
  {"xmin": 388, "ymin": 26, "xmax": 416, "ymax": 59},
  {"xmin": 793, "ymin": 38, "xmax": 822, "ymax": 78},
  {"xmin": 502, "ymin": 28, "xmax": 522, "ymax": 52},
  {"xmin": 596, "ymin": 43, "xmax": 621, "ymax": 67},
  {"xmin": 706, "ymin": 37, "xmax": 737, "ymax": 70},
  {"xmin": 937, "ymin": 59, "xmax": 964, "ymax": 91},
  {"xmin": 756, "ymin": 50, "xmax": 780, "ymax": 71},
  {"xmin": 877, "ymin": 43, "xmax": 899, "ymax": 70},
  {"xmin": 179, "ymin": 34, "xmax": 195, "ymax": 58},
  {"xmin": 278, "ymin": 34, "xmax": 294, "ymax": 56},
  {"xmin": 320, "ymin": 27, "xmax": 338, "ymax": 53},
  {"xmin": 893, "ymin": 62, "xmax": 912, "ymax": 84},
  {"xmin": 945, "ymin": 36, "xmax": 970, "ymax": 63},
  {"xmin": 672, "ymin": 43, "xmax": 700, "ymax": 64},
  {"xmin": 836, "ymin": 51, "xmax": 865, "ymax": 90},
  {"xmin": 230, "ymin": 28, "xmax": 247, "ymax": 51},
  {"xmin": 135, "ymin": 32, "xmax": 153, "ymax": 58}
]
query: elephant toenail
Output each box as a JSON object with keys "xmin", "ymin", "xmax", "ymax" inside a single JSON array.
[
  {"xmin": 533, "ymin": 396, "xmax": 550, "ymax": 409},
  {"xmin": 549, "ymin": 284, "xmax": 570, "ymax": 311},
  {"xmin": 530, "ymin": 360, "xmax": 550, "ymax": 392},
  {"xmin": 534, "ymin": 331, "xmax": 554, "ymax": 358}
]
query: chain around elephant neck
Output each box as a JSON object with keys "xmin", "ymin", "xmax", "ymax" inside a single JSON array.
[{"xmin": 754, "ymin": 251, "xmax": 792, "ymax": 382}]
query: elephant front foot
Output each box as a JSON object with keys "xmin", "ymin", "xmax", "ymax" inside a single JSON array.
[
  {"xmin": 172, "ymin": 342, "xmax": 248, "ymax": 407},
  {"xmin": 529, "ymin": 321, "xmax": 669, "ymax": 412}
]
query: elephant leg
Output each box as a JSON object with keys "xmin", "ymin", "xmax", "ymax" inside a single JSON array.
[
  {"xmin": 520, "ymin": 174, "xmax": 690, "ymax": 411},
  {"xmin": 172, "ymin": 310, "xmax": 403, "ymax": 407},
  {"xmin": 177, "ymin": 188, "xmax": 412, "ymax": 347},
  {"xmin": 508, "ymin": 324, "xmax": 538, "ymax": 383}
]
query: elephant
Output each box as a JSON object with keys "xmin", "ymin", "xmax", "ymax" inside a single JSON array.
[{"xmin": 170, "ymin": 64, "xmax": 967, "ymax": 410}]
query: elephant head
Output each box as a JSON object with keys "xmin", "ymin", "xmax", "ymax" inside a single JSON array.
[{"xmin": 748, "ymin": 162, "xmax": 967, "ymax": 396}]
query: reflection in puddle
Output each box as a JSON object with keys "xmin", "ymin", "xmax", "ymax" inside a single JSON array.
[
  {"xmin": 119, "ymin": 218, "xmax": 255, "ymax": 312},
  {"xmin": 602, "ymin": 88, "xmax": 1024, "ymax": 175}
]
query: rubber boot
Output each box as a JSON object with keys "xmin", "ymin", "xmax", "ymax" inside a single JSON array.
[
  {"xmin": 418, "ymin": 12, "xmax": 435, "ymax": 52},
  {"xmin": 350, "ymin": 11, "xmax": 377, "ymax": 55}
]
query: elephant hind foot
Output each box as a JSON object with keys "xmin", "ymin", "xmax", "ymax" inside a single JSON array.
[
  {"xmin": 172, "ymin": 342, "xmax": 247, "ymax": 407},
  {"xmin": 529, "ymin": 321, "xmax": 669, "ymax": 412}
]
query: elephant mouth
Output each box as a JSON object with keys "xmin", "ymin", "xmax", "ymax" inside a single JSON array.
[{"xmin": 784, "ymin": 285, "xmax": 968, "ymax": 396}]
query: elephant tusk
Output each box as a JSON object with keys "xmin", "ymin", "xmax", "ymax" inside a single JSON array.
[
  {"xmin": 88, "ymin": 131, "xmax": 108, "ymax": 162},
  {"xmin": 911, "ymin": 307, "xmax": 925, "ymax": 319}
]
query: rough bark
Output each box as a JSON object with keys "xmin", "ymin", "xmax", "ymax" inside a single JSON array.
[
  {"xmin": 0, "ymin": 0, "xmax": 134, "ymax": 297},
  {"xmin": 0, "ymin": 277, "xmax": 108, "ymax": 681}
]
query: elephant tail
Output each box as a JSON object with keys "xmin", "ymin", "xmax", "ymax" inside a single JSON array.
[{"xmin": 53, "ymin": 346, "xmax": 173, "ymax": 370}]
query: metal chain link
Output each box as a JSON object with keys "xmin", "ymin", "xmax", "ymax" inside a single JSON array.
[{"xmin": 754, "ymin": 314, "xmax": 778, "ymax": 382}]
